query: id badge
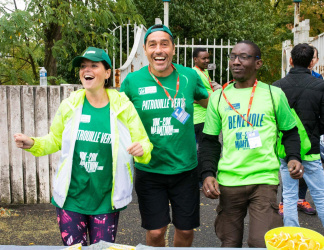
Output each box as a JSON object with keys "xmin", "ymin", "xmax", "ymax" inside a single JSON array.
[
  {"xmin": 246, "ymin": 130, "xmax": 262, "ymax": 149},
  {"xmin": 80, "ymin": 114, "xmax": 91, "ymax": 123},
  {"xmin": 171, "ymin": 107, "xmax": 190, "ymax": 124}
]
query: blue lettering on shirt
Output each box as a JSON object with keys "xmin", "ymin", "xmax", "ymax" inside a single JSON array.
[
  {"xmin": 228, "ymin": 113, "xmax": 265, "ymax": 130},
  {"xmin": 235, "ymin": 132, "xmax": 250, "ymax": 150},
  {"xmin": 236, "ymin": 132, "xmax": 242, "ymax": 140},
  {"xmin": 225, "ymin": 103, "xmax": 241, "ymax": 111},
  {"xmin": 235, "ymin": 140, "xmax": 249, "ymax": 150}
]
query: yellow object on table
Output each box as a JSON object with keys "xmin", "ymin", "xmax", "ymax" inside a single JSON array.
[
  {"xmin": 62, "ymin": 243, "xmax": 82, "ymax": 249},
  {"xmin": 265, "ymin": 227, "xmax": 324, "ymax": 250},
  {"xmin": 103, "ymin": 243, "xmax": 135, "ymax": 250}
]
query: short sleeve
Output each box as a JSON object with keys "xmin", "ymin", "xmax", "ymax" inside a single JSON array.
[
  {"xmin": 203, "ymin": 90, "xmax": 222, "ymax": 136},
  {"xmin": 120, "ymin": 76, "xmax": 130, "ymax": 98},
  {"xmin": 275, "ymin": 88, "xmax": 297, "ymax": 131},
  {"xmin": 194, "ymin": 71, "xmax": 209, "ymax": 101}
]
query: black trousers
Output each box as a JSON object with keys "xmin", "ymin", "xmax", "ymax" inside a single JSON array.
[{"xmin": 194, "ymin": 122, "xmax": 204, "ymax": 182}]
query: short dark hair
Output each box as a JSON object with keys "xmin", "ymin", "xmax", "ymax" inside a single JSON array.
[
  {"xmin": 102, "ymin": 60, "xmax": 113, "ymax": 88},
  {"xmin": 237, "ymin": 40, "xmax": 261, "ymax": 59},
  {"xmin": 193, "ymin": 48, "xmax": 208, "ymax": 58},
  {"xmin": 291, "ymin": 43, "xmax": 314, "ymax": 68}
]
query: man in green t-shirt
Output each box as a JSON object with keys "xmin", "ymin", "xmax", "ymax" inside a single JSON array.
[
  {"xmin": 120, "ymin": 24, "xmax": 209, "ymax": 247},
  {"xmin": 192, "ymin": 48, "xmax": 220, "ymax": 188},
  {"xmin": 200, "ymin": 40, "xmax": 303, "ymax": 248}
]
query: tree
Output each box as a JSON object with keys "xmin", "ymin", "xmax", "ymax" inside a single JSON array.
[
  {"xmin": 134, "ymin": 0, "xmax": 284, "ymax": 83},
  {"xmin": 272, "ymin": 0, "xmax": 324, "ymax": 37},
  {"xmin": 0, "ymin": 0, "xmax": 144, "ymax": 85},
  {"xmin": 0, "ymin": 7, "xmax": 40, "ymax": 85},
  {"xmin": 133, "ymin": 0, "xmax": 323, "ymax": 83},
  {"xmin": 2, "ymin": 0, "xmax": 322, "ymax": 85}
]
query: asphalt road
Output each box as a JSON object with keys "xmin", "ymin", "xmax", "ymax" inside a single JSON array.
[{"xmin": 0, "ymin": 185, "xmax": 323, "ymax": 248}]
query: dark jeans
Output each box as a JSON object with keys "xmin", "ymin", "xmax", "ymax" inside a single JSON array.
[
  {"xmin": 194, "ymin": 122, "xmax": 204, "ymax": 182},
  {"xmin": 299, "ymin": 178, "xmax": 307, "ymax": 199},
  {"xmin": 215, "ymin": 184, "xmax": 283, "ymax": 248}
]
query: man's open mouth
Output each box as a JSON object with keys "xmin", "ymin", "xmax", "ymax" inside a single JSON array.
[{"xmin": 154, "ymin": 57, "xmax": 166, "ymax": 62}]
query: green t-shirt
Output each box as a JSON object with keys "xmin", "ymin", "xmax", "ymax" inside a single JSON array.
[
  {"xmin": 203, "ymin": 81, "xmax": 297, "ymax": 186},
  {"xmin": 193, "ymin": 67, "xmax": 213, "ymax": 124},
  {"xmin": 52, "ymin": 98, "xmax": 122, "ymax": 214},
  {"xmin": 120, "ymin": 64, "xmax": 209, "ymax": 174}
]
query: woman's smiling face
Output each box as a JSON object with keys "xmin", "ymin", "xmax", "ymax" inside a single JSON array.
[{"xmin": 79, "ymin": 59, "xmax": 111, "ymax": 91}]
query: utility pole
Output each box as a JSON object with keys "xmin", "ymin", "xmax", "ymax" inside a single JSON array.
[
  {"xmin": 163, "ymin": 0, "xmax": 170, "ymax": 27},
  {"xmin": 293, "ymin": 0, "xmax": 302, "ymax": 28},
  {"xmin": 13, "ymin": 0, "xmax": 18, "ymax": 10}
]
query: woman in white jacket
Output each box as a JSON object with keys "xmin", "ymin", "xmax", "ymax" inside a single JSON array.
[{"xmin": 14, "ymin": 47, "xmax": 152, "ymax": 246}]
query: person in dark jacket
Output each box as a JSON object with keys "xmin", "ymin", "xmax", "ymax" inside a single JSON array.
[
  {"xmin": 273, "ymin": 43, "xmax": 324, "ymax": 228},
  {"xmin": 291, "ymin": 46, "xmax": 323, "ymax": 217}
]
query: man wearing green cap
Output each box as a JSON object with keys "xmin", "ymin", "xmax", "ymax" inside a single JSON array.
[{"xmin": 120, "ymin": 24, "xmax": 209, "ymax": 247}]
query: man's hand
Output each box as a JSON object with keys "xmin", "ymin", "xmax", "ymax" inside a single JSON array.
[
  {"xmin": 13, "ymin": 133, "xmax": 34, "ymax": 149},
  {"xmin": 127, "ymin": 142, "xmax": 144, "ymax": 157},
  {"xmin": 287, "ymin": 159, "xmax": 304, "ymax": 179},
  {"xmin": 203, "ymin": 176, "xmax": 220, "ymax": 199}
]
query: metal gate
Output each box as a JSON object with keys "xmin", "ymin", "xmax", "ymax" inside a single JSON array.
[{"xmin": 111, "ymin": 24, "xmax": 234, "ymax": 87}]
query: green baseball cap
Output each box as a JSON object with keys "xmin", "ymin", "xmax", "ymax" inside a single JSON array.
[
  {"xmin": 144, "ymin": 24, "xmax": 173, "ymax": 44},
  {"xmin": 72, "ymin": 47, "xmax": 112, "ymax": 68}
]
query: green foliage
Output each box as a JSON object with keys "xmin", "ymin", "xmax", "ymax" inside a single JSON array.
[
  {"xmin": 0, "ymin": 0, "xmax": 144, "ymax": 85},
  {"xmin": 299, "ymin": 0, "xmax": 324, "ymax": 36},
  {"xmin": 134, "ymin": 0, "xmax": 323, "ymax": 84},
  {"xmin": 1, "ymin": 0, "xmax": 323, "ymax": 85},
  {"xmin": 0, "ymin": 9, "xmax": 41, "ymax": 85}
]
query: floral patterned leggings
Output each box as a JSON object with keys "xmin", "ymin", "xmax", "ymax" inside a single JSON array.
[{"xmin": 56, "ymin": 208, "xmax": 119, "ymax": 246}]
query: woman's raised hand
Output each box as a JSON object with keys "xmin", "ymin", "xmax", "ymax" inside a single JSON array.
[{"xmin": 13, "ymin": 133, "xmax": 34, "ymax": 149}]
